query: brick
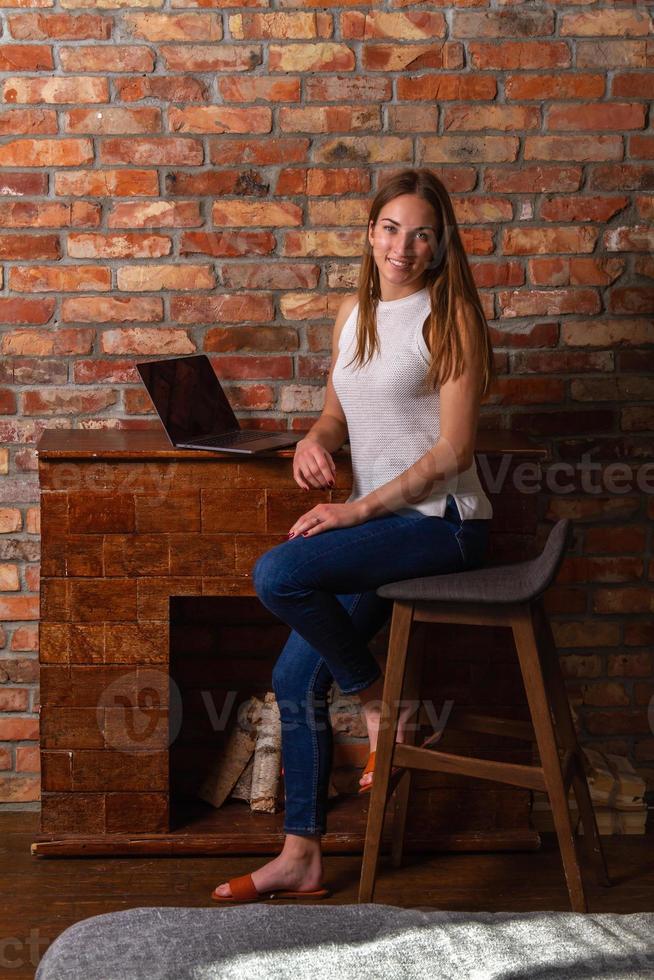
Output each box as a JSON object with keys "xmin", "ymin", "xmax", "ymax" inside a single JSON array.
[
  {"xmin": 283, "ymin": 229, "xmax": 362, "ymax": 257},
  {"xmin": 0, "ymin": 234, "xmax": 60, "ymax": 260},
  {"xmin": 230, "ymin": 12, "xmax": 327, "ymax": 39},
  {"xmin": 561, "ymin": 10, "xmax": 652, "ymax": 36},
  {"xmin": 549, "ymin": 103, "xmax": 645, "ymax": 132},
  {"xmin": 0, "ymin": 596, "xmax": 39, "ymax": 621},
  {"xmin": 23, "ymin": 388, "xmax": 118, "ymax": 416},
  {"xmin": 116, "ymin": 76, "xmax": 207, "ymax": 103},
  {"xmin": 3, "ymin": 76, "xmax": 108, "ymax": 107},
  {"xmin": 65, "ymin": 107, "xmax": 161, "ymax": 135},
  {"xmin": 0, "ymin": 44, "xmax": 53, "ymax": 71},
  {"xmin": 562, "ymin": 319, "xmax": 653, "ymax": 347},
  {"xmin": 604, "ymin": 225, "xmax": 654, "ymax": 252},
  {"xmin": 503, "ymin": 227, "xmax": 599, "ymax": 255},
  {"xmin": 7, "ymin": 13, "xmax": 112, "ymax": 40},
  {"xmin": 444, "ymin": 106, "xmax": 540, "ymax": 132},
  {"xmin": 571, "ymin": 376, "xmax": 654, "ymax": 402},
  {"xmin": 180, "ymin": 231, "xmax": 275, "ymax": 258},
  {"xmin": 590, "ymin": 163, "xmax": 654, "ymax": 192},
  {"xmin": 100, "ymin": 138, "xmax": 202, "ymax": 166},
  {"xmin": 0, "ymin": 564, "xmax": 20, "ymax": 590},
  {"xmin": 505, "ymin": 73, "xmax": 604, "ymax": 101},
  {"xmin": 55, "ymin": 169, "xmax": 159, "ymax": 197},
  {"xmin": 581, "ymin": 682, "xmax": 629, "ymax": 708},
  {"xmin": 62, "ymin": 296, "xmax": 163, "ymax": 323},
  {"xmin": 279, "ymin": 105, "xmax": 380, "ymax": 133},
  {"xmin": 212, "ymin": 201, "xmax": 302, "ymax": 227},
  {"xmin": 498, "ymin": 288, "xmax": 600, "ymax": 318},
  {"xmin": 0, "ymin": 687, "xmax": 28, "ymax": 710},
  {"xmin": 540, "ymin": 196, "xmax": 628, "ymax": 224},
  {"xmin": 2, "ymin": 327, "xmax": 93, "ymax": 355},
  {"xmin": 485, "ymin": 165, "xmax": 582, "ymax": 194},
  {"xmin": 171, "ymin": 293, "xmax": 273, "ymax": 324},
  {"xmin": 10, "ymin": 266, "xmax": 110, "ymax": 292},
  {"xmin": 525, "ymin": 136, "xmax": 622, "ymax": 162},
  {"xmin": 305, "ymin": 76, "xmax": 390, "ymax": 102},
  {"xmin": 117, "ymin": 264, "xmax": 214, "ymax": 292},
  {"xmin": 469, "ymin": 42, "xmax": 571, "ymax": 70},
  {"xmin": 218, "ymin": 77, "xmax": 301, "ymax": 103},
  {"xmin": 67, "ymin": 233, "xmax": 171, "ymax": 259},
  {"xmin": 578, "ymin": 40, "xmax": 647, "ymax": 69},
  {"xmin": 454, "ymin": 9, "xmax": 554, "ymax": 38},
  {"xmin": 0, "ymin": 138, "xmax": 93, "ymax": 167},
  {"xmin": 269, "ymin": 44, "xmax": 355, "ymax": 72},
  {"xmin": 208, "ymin": 137, "xmax": 308, "ymax": 166},
  {"xmin": 60, "ymin": 45, "xmax": 154, "ymax": 72},
  {"xmin": 613, "ymin": 72, "xmax": 654, "ymax": 98},
  {"xmin": 420, "ymin": 136, "xmax": 519, "ymax": 164},
  {"xmin": 560, "ymin": 256, "xmax": 626, "ymax": 286},
  {"xmin": 100, "ymin": 328, "xmax": 195, "ymax": 355},
  {"xmin": 161, "ymin": 44, "xmax": 261, "ymax": 72},
  {"xmin": 0, "ymin": 508, "xmax": 22, "ymax": 533},
  {"xmin": 0, "ymin": 775, "xmax": 39, "ymax": 802},
  {"xmin": 109, "ymin": 201, "xmax": 201, "ymax": 229},
  {"xmin": 206, "ymin": 324, "xmax": 299, "ymax": 351},
  {"xmin": 0, "ymin": 173, "xmax": 47, "ymax": 196},
  {"xmin": 488, "ymin": 377, "xmax": 564, "ymax": 405},
  {"xmin": 169, "ymin": 106, "xmax": 271, "ymax": 134},
  {"xmin": 0, "ymin": 296, "xmax": 54, "ymax": 328},
  {"xmin": 510, "ymin": 350, "xmax": 613, "ymax": 374},
  {"xmin": 594, "ymin": 588, "xmax": 654, "ymax": 614},
  {"xmin": 124, "ymin": 12, "xmax": 221, "ymax": 40},
  {"xmin": 0, "ymin": 200, "xmax": 99, "ymax": 228},
  {"xmin": 609, "ymin": 651, "xmax": 653, "ymax": 675},
  {"xmin": 362, "ymin": 42, "xmax": 463, "ymax": 72},
  {"xmin": 348, "ymin": 11, "xmax": 446, "ymax": 40}
]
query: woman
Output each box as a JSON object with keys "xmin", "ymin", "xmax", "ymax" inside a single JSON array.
[{"xmin": 212, "ymin": 167, "xmax": 495, "ymax": 903}]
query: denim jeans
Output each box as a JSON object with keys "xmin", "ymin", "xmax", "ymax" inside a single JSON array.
[{"xmin": 252, "ymin": 494, "xmax": 491, "ymax": 836}]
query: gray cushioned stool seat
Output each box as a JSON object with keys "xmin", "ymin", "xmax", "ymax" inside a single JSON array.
[
  {"xmin": 377, "ymin": 519, "xmax": 570, "ymax": 605},
  {"xmin": 35, "ymin": 904, "xmax": 654, "ymax": 980}
]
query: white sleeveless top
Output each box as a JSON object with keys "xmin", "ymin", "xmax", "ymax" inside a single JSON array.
[{"xmin": 331, "ymin": 286, "xmax": 493, "ymax": 520}]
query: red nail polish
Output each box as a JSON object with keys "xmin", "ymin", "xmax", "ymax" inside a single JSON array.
[
  {"xmin": 288, "ymin": 532, "xmax": 294, "ymax": 538},
  {"xmin": 302, "ymin": 531, "xmax": 309, "ymax": 536}
]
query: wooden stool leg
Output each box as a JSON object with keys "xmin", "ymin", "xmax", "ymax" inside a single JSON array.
[
  {"xmin": 390, "ymin": 626, "xmax": 426, "ymax": 869},
  {"xmin": 512, "ymin": 605, "xmax": 588, "ymax": 913},
  {"xmin": 358, "ymin": 601, "xmax": 414, "ymax": 903},
  {"xmin": 534, "ymin": 600, "xmax": 611, "ymax": 888}
]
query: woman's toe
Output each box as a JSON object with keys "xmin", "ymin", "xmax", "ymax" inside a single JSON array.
[{"xmin": 214, "ymin": 882, "xmax": 232, "ymax": 897}]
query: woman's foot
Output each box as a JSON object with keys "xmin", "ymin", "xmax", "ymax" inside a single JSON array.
[
  {"xmin": 213, "ymin": 833, "xmax": 324, "ymax": 899},
  {"xmin": 357, "ymin": 673, "xmax": 419, "ymax": 791}
]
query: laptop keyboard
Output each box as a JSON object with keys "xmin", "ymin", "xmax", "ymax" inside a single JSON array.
[{"xmin": 199, "ymin": 430, "xmax": 272, "ymax": 446}]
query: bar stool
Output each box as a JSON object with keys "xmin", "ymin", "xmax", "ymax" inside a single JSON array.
[{"xmin": 358, "ymin": 518, "xmax": 611, "ymax": 912}]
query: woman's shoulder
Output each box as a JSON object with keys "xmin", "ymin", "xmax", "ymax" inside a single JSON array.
[{"xmin": 333, "ymin": 292, "xmax": 359, "ymax": 350}]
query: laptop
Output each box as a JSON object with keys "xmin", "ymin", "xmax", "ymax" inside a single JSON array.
[{"xmin": 136, "ymin": 354, "xmax": 303, "ymax": 454}]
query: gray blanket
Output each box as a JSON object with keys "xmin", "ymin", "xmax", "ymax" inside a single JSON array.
[{"xmin": 35, "ymin": 903, "xmax": 654, "ymax": 979}]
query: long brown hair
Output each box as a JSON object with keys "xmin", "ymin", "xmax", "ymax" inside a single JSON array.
[{"xmin": 348, "ymin": 168, "xmax": 494, "ymax": 398}]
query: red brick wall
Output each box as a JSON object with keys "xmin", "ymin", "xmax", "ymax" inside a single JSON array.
[{"xmin": 0, "ymin": 4, "xmax": 653, "ymax": 807}]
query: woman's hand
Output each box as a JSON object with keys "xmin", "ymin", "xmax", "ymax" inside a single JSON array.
[
  {"xmin": 288, "ymin": 500, "xmax": 367, "ymax": 539},
  {"xmin": 293, "ymin": 436, "xmax": 336, "ymax": 490}
]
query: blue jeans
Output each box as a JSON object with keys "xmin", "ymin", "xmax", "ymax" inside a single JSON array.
[{"xmin": 252, "ymin": 494, "xmax": 490, "ymax": 836}]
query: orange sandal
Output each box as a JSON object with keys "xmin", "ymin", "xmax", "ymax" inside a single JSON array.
[
  {"xmin": 357, "ymin": 750, "xmax": 404, "ymax": 796},
  {"xmin": 358, "ymin": 731, "xmax": 445, "ymax": 795},
  {"xmin": 211, "ymin": 872, "xmax": 330, "ymax": 904}
]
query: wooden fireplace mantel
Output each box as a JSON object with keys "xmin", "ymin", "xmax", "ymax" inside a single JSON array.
[{"xmin": 32, "ymin": 428, "xmax": 547, "ymax": 858}]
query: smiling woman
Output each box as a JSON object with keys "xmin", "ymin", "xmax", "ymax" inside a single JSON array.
[{"xmin": 212, "ymin": 167, "xmax": 497, "ymax": 904}]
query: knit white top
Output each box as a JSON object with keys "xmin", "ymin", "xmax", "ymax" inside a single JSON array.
[{"xmin": 331, "ymin": 286, "xmax": 493, "ymax": 520}]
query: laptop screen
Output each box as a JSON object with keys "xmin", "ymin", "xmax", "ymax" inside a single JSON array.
[{"xmin": 137, "ymin": 355, "xmax": 239, "ymax": 443}]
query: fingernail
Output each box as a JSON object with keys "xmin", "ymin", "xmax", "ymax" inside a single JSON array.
[
  {"xmin": 302, "ymin": 531, "xmax": 309, "ymax": 537},
  {"xmin": 288, "ymin": 532, "xmax": 294, "ymax": 538}
]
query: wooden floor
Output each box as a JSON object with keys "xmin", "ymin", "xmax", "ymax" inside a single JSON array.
[{"xmin": 4, "ymin": 812, "xmax": 654, "ymax": 979}]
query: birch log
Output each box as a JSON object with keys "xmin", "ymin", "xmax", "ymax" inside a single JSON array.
[
  {"xmin": 197, "ymin": 695, "xmax": 261, "ymax": 809},
  {"xmin": 250, "ymin": 691, "xmax": 282, "ymax": 813}
]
